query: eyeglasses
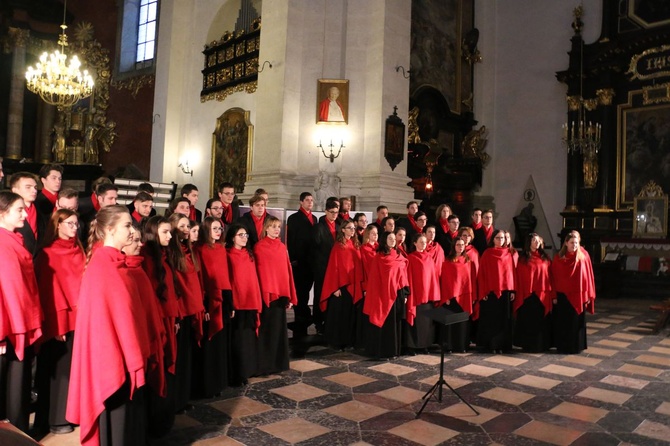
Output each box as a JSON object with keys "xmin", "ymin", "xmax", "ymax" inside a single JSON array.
[
  {"xmin": 344, "ymin": 226, "xmax": 356, "ymax": 230},
  {"xmin": 62, "ymin": 221, "xmax": 79, "ymax": 228},
  {"xmin": 212, "ymin": 227, "xmax": 223, "ymax": 232},
  {"xmin": 327, "ymin": 210, "xmax": 339, "ymax": 215},
  {"xmin": 236, "ymin": 233, "xmax": 249, "ymax": 238}
]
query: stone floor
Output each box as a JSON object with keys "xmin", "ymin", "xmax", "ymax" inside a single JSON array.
[{"xmin": 40, "ymin": 298, "xmax": 670, "ymax": 446}]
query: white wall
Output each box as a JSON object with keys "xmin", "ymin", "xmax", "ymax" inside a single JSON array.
[{"xmin": 474, "ymin": 0, "xmax": 602, "ymax": 247}]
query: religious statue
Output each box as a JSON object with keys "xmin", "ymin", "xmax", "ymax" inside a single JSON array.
[
  {"xmin": 84, "ymin": 115, "xmax": 116, "ymax": 164},
  {"xmin": 407, "ymin": 106, "xmax": 421, "ymax": 144},
  {"xmin": 52, "ymin": 122, "xmax": 67, "ymax": 162},
  {"xmin": 314, "ymin": 170, "xmax": 341, "ymax": 211},
  {"xmin": 513, "ymin": 202, "xmax": 538, "ymax": 247},
  {"xmin": 462, "ymin": 125, "xmax": 491, "ymax": 166}
]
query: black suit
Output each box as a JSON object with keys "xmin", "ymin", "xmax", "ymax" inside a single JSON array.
[
  {"xmin": 473, "ymin": 226, "xmax": 493, "ymax": 256},
  {"xmin": 220, "ymin": 201, "xmax": 240, "ymax": 229},
  {"xmin": 435, "ymin": 224, "xmax": 455, "ymax": 254},
  {"xmin": 17, "ymin": 208, "xmax": 47, "ymax": 258},
  {"xmin": 34, "ymin": 191, "xmax": 55, "ymax": 218},
  {"xmin": 238, "ymin": 211, "xmax": 267, "ymax": 249},
  {"xmin": 396, "ymin": 216, "xmax": 419, "ymax": 253},
  {"xmin": 287, "ymin": 209, "xmax": 318, "ymax": 333},
  {"xmin": 310, "ymin": 217, "xmax": 339, "ymax": 332}
]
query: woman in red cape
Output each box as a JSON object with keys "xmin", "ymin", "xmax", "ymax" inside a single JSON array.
[
  {"xmin": 0, "ymin": 191, "xmax": 42, "ymax": 433},
  {"xmin": 195, "ymin": 217, "xmax": 233, "ymax": 396},
  {"xmin": 357, "ymin": 225, "xmax": 378, "ymax": 348},
  {"xmin": 395, "ymin": 227, "xmax": 409, "ymax": 258},
  {"xmin": 67, "ymin": 205, "xmax": 147, "ymax": 446},
  {"xmin": 514, "ymin": 233, "xmax": 553, "ymax": 352},
  {"xmin": 459, "ymin": 226, "xmax": 480, "ymax": 344},
  {"xmin": 225, "ymin": 223, "xmax": 262, "ymax": 384},
  {"xmin": 320, "ymin": 220, "xmax": 362, "ymax": 350},
  {"xmin": 141, "ymin": 216, "xmax": 181, "ymax": 435},
  {"xmin": 35, "ymin": 209, "xmax": 85, "ymax": 435},
  {"xmin": 476, "ymin": 229, "xmax": 516, "ymax": 353},
  {"xmin": 363, "ymin": 231, "xmax": 410, "ymax": 359},
  {"xmin": 166, "ymin": 213, "xmax": 204, "ymax": 412},
  {"xmin": 425, "ymin": 226, "xmax": 445, "ymax": 277},
  {"xmin": 551, "ymin": 231, "xmax": 595, "ymax": 354},
  {"xmin": 405, "ymin": 233, "xmax": 440, "ymax": 352},
  {"xmin": 440, "ymin": 238, "xmax": 475, "ymax": 352},
  {"xmin": 254, "ymin": 216, "xmax": 298, "ymax": 374}
]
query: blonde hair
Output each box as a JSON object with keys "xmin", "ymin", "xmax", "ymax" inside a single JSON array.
[
  {"xmin": 86, "ymin": 205, "xmax": 129, "ymax": 263},
  {"xmin": 558, "ymin": 231, "xmax": 585, "ymax": 262}
]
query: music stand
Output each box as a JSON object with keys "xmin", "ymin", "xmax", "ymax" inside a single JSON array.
[{"xmin": 415, "ymin": 305, "xmax": 479, "ymax": 418}]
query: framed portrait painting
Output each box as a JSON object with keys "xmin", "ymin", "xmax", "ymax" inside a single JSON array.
[
  {"xmin": 633, "ymin": 195, "xmax": 668, "ymax": 238},
  {"xmin": 316, "ymin": 79, "xmax": 349, "ymax": 124},
  {"xmin": 210, "ymin": 108, "xmax": 254, "ymax": 196}
]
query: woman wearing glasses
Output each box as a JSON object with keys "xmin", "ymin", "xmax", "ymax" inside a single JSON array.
[
  {"xmin": 254, "ymin": 216, "xmax": 297, "ymax": 374},
  {"xmin": 34, "ymin": 209, "xmax": 85, "ymax": 435},
  {"xmin": 225, "ymin": 223, "xmax": 262, "ymax": 384},
  {"xmin": 0, "ymin": 191, "xmax": 43, "ymax": 433},
  {"xmin": 514, "ymin": 233, "xmax": 553, "ymax": 352},
  {"xmin": 476, "ymin": 229, "xmax": 516, "ymax": 353},
  {"xmin": 320, "ymin": 221, "xmax": 362, "ymax": 350}
]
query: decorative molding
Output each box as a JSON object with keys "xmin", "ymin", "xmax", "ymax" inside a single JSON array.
[
  {"xmin": 111, "ymin": 74, "xmax": 155, "ymax": 98},
  {"xmin": 596, "ymin": 88, "xmax": 615, "ymax": 106},
  {"xmin": 200, "ymin": 81, "xmax": 257, "ymax": 103},
  {"xmin": 637, "ymin": 180, "xmax": 665, "ymax": 198},
  {"xmin": 626, "ymin": 44, "xmax": 670, "ymax": 81},
  {"xmin": 642, "ymin": 83, "xmax": 670, "ymax": 105}
]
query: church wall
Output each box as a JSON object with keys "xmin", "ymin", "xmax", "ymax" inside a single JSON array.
[{"xmin": 473, "ymin": 0, "xmax": 602, "ymax": 247}]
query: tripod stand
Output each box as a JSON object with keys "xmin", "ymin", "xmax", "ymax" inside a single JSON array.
[{"xmin": 415, "ymin": 308, "xmax": 479, "ymax": 418}]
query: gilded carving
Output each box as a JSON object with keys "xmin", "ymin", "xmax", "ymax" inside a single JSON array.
[
  {"xmin": 407, "ymin": 106, "xmax": 421, "ymax": 144},
  {"xmin": 583, "ymin": 98, "xmax": 598, "ymax": 111},
  {"xmin": 111, "ymin": 74, "xmax": 155, "ymax": 98},
  {"xmin": 637, "ymin": 180, "xmax": 665, "ymax": 198},
  {"xmin": 583, "ymin": 150, "xmax": 598, "ymax": 189},
  {"xmin": 642, "ymin": 83, "xmax": 670, "ymax": 105},
  {"xmin": 627, "ymin": 45, "xmax": 670, "ymax": 81},
  {"xmin": 566, "ymin": 95, "xmax": 581, "ymax": 111},
  {"xmin": 596, "ymin": 88, "xmax": 615, "ymax": 106},
  {"xmin": 200, "ymin": 81, "xmax": 258, "ymax": 103},
  {"xmin": 462, "ymin": 126, "xmax": 491, "ymax": 166}
]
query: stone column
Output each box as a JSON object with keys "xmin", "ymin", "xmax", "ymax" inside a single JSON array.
[
  {"xmin": 38, "ymin": 104, "xmax": 57, "ymax": 163},
  {"xmin": 6, "ymin": 28, "xmax": 30, "ymax": 160},
  {"xmin": 596, "ymin": 88, "xmax": 615, "ymax": 210}
]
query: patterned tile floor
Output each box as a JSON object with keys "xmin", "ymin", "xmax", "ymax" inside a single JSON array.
[{"xmin": 41, "ymin": 298, "xmax": 670, "ymax": 446}]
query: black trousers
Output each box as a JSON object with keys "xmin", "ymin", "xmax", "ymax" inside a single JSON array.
[
  {"xmin": 0, "ymin": 343, "xmax": 32, "ymax": 433},
  {"xmin": 174, "ymin": 316, "xmax": 193, "ymax": 412},
  {"xmin": 99, "ymin": 380, "xmax": 146, "ymax": 446},
  {"xmin": 292, "ymin": 265, "xmax": 314, "ymax": 332}
]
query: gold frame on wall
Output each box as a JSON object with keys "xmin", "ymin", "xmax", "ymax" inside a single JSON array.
[
  {"xmin": 316, "ymin": 79, "xmax": 349, "ymax": 124},
  {"xmin": 617, "ymin": 89, "xmax": 670, "ymax": 209},
  {"xmin": 210, "ymin": 108, "xmax": 254, "ymax": 196}
]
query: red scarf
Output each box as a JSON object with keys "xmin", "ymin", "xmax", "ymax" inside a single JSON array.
[
  {"xmin": 339, "ymin": 211, "xmax": 351, "ymax": 221},
  {"xmin": 91, "ymin": 192, "xmax": 101, "ymax": 212},
  {"xmin": 226, "ymin": 247, "xmax": 263, "ymax": 314},
  {"xmin": 515, "ymin": 251, "xmax": 553, "ymax": 315},
  {"xmin": 42, "ymin": 188, "xmax": 58, "ymax": 206},
  {"xmin": 254, "ymin": 237, "xmax": 298, "ymax": 307},
  {"xmin": 320, "ymin": 239, "xmax": 363, "ymax": 309},
  {"xmin": 0, "ymin": 228, "xmax": 43, "ymax": 360},
  {"xmin": 551, "ymin": 249, "xmax": 595, "ymax": 315},
  {"xmin": 464, "ymin": 244, "xmax": 480, "ymax": 275},
  {"xmin": 408, "ymin": 214, "xmax": 421, "ymax": 234},
  {"xmin": 35, "ymin": 238, "xmax": 85, "ymax": 339},
  {"xmin": 477, "ymin": 247, "xmax": 516, "ymax": 301},
  {"xmin": 25, "ymin": 203, "xmax": 38, "ymax": 238},
  {"xmin": 471, "ymin": 221, "xmax": 482, "ymax": 230},
  {"xmin": 363, "ymin": 250, "xmax": 409, "ymax": 327},
  {"xmin": 188, "ymin": 205, "xmax": 197, "ymax": 222},
  {"xmin": 66, "ymin": 247, "xmax": 146, "ymax": 446},
  {"xmin": 439, "ymin": 218, "xmax": 449, "ymax": 234},
  {"xmin": 406, "ymin": 250, "xmax": 439, "ymax": 325},
  {"xmin": 440, "ymin": 256, "xmax": 475, "ymax": 314},
  {"xmin": 397, "ymin": 243, "xmax": 408, "ymax": 258},
  {"xmin": 483, "ymin": 225, "xmax": 494, "ymax": 244},
  {"xmin": 251, "ymin": 212, "xmax": 265, "ymax": 240},
  {"xmin": 141, "ymin": 248, "xmax": 180, "ymax": 375},
  {"xmin": 221, "ymin": 203, "xmax": 232, "ymax": 224},
  {"xmin": 123, "ymin": 255, "xmax": 167, "ymax": 397},
  {"xmin": 326, "ymin": 218, "xmax": 336, "ymax": 239},
  {"xmin": 299, "ymin": 206, "xmax": 314, "ymax": 224},
  {"xmin": 360, "ymin": 242, "xmax": 378, "ymax": 291},
  {"xmin": 131, "ymin": 210, "xmax": 143, "ymax": 224},
  {"xmin": 196, "ymin": 243, "xmax": 232, "ymax": 339}
]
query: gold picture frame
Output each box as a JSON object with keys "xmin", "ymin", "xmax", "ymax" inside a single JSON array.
[
  {"xmin": 316, "ymin": 79, "xmax": 349, "ymax": 124},
  {"xmin": 210, "ymin": 108, "xmax": 254, "ymax": 196},
  {"xmin": 633, "ymin": 195, "xmax": 668, "ymax": 238}
]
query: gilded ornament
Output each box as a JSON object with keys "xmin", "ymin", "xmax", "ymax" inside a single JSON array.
[
  {"xmin": 462, "ymin": 126, "xmax": 491, "ymax": 166},
  {"xmin": 637, "ymin": 180, "xmax": 665, "ymax": 198},
  {"xmin": 596, "ymin": 88, "xmax": 615, "ymax": 105},
  {"xmin": 566, "ymin": 95, "xmax": 581, "ymax": 111},
  {"xmin": 583, "ymin": 98, "xmax": 598, "ymax": 111}
]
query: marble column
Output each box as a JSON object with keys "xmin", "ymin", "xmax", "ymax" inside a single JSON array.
[
  {"xmin": 596, "ymin": 88, "xmax": 615, "ymax": 210},
  {"xmin": 38, "ymin": 104, "xmax": 57, "ymax": 163},
  {"xmin": 6, "ymin": 28, "xmax": 30, "ymax": 160}
]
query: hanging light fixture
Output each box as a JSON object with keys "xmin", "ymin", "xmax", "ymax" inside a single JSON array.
[
  {"xmin": 561, "ymin": 5, "xmax": 601, "ymax": 188},
  {"xmin": 25, "ymin": 0, "xmax": 94, "ymax": 110}
]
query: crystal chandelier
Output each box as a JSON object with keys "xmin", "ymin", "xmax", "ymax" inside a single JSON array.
[{"xmin": 25, "ymin": 0, "xmax": 94, "ymax": 110}]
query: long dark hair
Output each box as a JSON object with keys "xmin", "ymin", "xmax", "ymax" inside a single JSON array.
[
  {"xmin": 142, "ymin": 216, "xmax": 170, "ymax": 301},
  {"xmin": 224, "ymin": 222, "xmax": 254, "ymax": 260},
  {"xmin": 337, "ymin": 220, "xmax": 360, "ymax": 248},
  {"xmin": 0, "ymin": 191, "xmax": 23, "ymax": 215},
  {"xmin": 377, "ymin": 231, "xmax": 395, "ymax": 255},
  {"xmin": 446, "ymin": 237, "xmax": 470, "ymax": 263},
  {"xmin": 199, "ymin": 216, "xmax": 224, "ymax": 247},
  {"xmin": 166, "ymin": 213, "xmax": 199, "ymax": 272},
  {"xmin": 42, "ymin": 209, "xmax": 84, "ymax": 251},
  {"xmin": 487, "ymin": 228, "xmax": 506, "ymax": 248},
  {"xmin": 519, "ymin": 232, "xmax": 550, "ymax": 262}
]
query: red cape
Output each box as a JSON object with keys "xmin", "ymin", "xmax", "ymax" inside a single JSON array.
[
  {"xmin": 551, "ymin": 248, "xmax": 595, "ymax": 315},
  {"xmin": 174, "ymin": 244, "xmax": 205, "ymax": 342},
  {"xmin": 426, "ymin": 241, "xmax": 445, "ymax": 277},
  {"xmin": 440, "ymin": 256, "xmax": 475, "ymax": 315},
  {"xmin": 35, "ymin": 238, "xmax": 85, "ymax": 339},
  {"xmin": 319, "ymin": 98, "xmax": 345, "ymax": 121},
  {"xmin": 141, "ymin": 248, "xmax": 180, "ymax": 374},
  {"xmin": 360, "ymin": 242, "xmax": 378, "ymax": 292},
  {"xmin": 254, "ymin": 237, "xmax": 298, "ymax": 307},
  {"xmin": 226, "ymin": 247, "xmax": 263, "ymax": 314},
  {"xmin": 196, "ymin": 243, "xmax": 232, "ymax": 339},
  {"xmin": 124, "ymin": 256, "xmax": 167, "ymax": 397},
  {"xmin": 66, "ymin": 247, "xmax": 146, "ymax": 446},
  {"xmin": 320, "ymin": 239, "xmax": 363, "ymax": 311},
  {"xmin": 464, "ymin": 244, "xmax": 479, "ymax": 274},
  {"xmin": 477, "ymin": 247, "xmax": 516, "ymax": 300},
  {"xmin": 363, "ymin": 251, "xmax": 409, "ymax": 327},
  {"xmin": 515, "ymin": 251, "xmax": 554, "ymax": 315},
  {"xmin": 406, "ymin": 250, "xmax": 440, "ymax": 325},
  {"xmin": 0, "ymin": 228, "xmax": 43, "ymax": 360}
]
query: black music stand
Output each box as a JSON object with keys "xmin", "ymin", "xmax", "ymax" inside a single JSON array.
[{"xmin": 415, "ymin": 306, "xmax": 479, "ymax": 418}]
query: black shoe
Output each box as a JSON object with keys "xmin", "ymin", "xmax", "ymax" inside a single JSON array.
[{"xmin": 50, "ymin": 425, "xmax": 74, "ymax": 435}]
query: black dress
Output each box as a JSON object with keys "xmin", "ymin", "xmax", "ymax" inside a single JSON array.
[
  {"xmin": 257, "ymin": 297, "xmax": 291, "ymax": 375},
  {"xmin": 552, "ymin": 292, "xmax": 587, "ymax": 354}
]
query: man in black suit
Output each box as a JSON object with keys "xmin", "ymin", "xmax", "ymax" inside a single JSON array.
[
  {"xmin": 181, "ymin": 183, "xmax": 202, "ymax": 223},
  {"xmin": 286, "ymin": 192, "xmax": 318, "ymax": 337},
  {"xmin": 10, "ymin": 172, "xmax": 45, "ymax": 257},
  {"xmin": 310, "ymin": 198, "xmax": 340, "ymax": 334},
  {"xmin": 372, "ymin": 205, "xmax": 389, "ymax": 231},
  {"xmin": 80, "ymin": 183, "xmax": 118, "ymax": 248},
  {"xmin": 473, "ymin": 209, "xmax": 495, "ymax": 256},
  {"xmin": 34, "ymin": 164, "xmax": 63, "ymax": 217},
  {"xmin": 217, "ymin": 182, "xmax": 240, "ymax": 227},
  {"xmin": 238, "ymin": 194, "xmax": 268, "ymax": 248}
]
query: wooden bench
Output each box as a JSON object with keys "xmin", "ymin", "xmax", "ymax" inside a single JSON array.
[{"xmin": 650, "ymin": 299, "xmax": 670, "ymax": 334}]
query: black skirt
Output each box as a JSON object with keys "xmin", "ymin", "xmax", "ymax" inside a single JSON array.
[
  {"xmin": 324, "ymin": 289, "xmax": 356, "ymax": 349},
  {"xmin": 257, "ymin": 297, "xmax": 290, "ymax": 375},
  {"xmin": 200, "ymin": 318, "xmax": 232, "ymax": 397},
  {"xmin": 476, "ymin": 291, "xmax": 514, "ymax": 351},
  {"xmin": 552, "ymin": 292, "xmax": 587, "ymax": 354},
  {"xmin": 439, "ymin": 300, "xmax": 470, "ymax": 352},
  {"xmin": 230, "ymin": 309, "xmax": 258, "ymax": 383},
  {"xmin": 174, "ymin": 315, "xmax": 193, "ymax": 412},
  {"xmin": 404, "ymin": 302, "xmax": 436, "ymax": 350},
  {"xmin": 514, "ymin": 293, "xmax": 552, "ymax": 352},
  {"xmin": 364, "ymin": 289, "xmax": 408, "ymax": 359}
]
